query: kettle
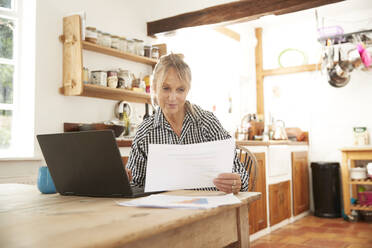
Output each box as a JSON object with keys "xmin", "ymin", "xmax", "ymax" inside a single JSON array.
[{"xmin": 273, "ymin": 120, "xmax": 288, "ymax": 140}]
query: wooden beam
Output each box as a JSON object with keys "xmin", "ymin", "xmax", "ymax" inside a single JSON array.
[
  {"xmin": 147, "ymin": 0, "xmax": 344, "ymax": 36},
  {"xmin": 213, "ymin": 27, "xmax": 240, "ymax": 42},
  {"xmin": 263, "ymin": 64, "xmax": 321, "ymax": 76},
  {"xmin": 255, "ymin": 28, "xmax": 264, "ymax": 117}
]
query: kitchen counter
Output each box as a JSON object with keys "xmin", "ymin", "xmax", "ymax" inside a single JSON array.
[{"xmin": 236, "ymin": 140, "xmax": 308, "ymax": 146}]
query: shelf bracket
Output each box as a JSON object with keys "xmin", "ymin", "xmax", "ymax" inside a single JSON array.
[{"xmin": 62, "ymin": 15, "xmax": 83, "ymax": 96}]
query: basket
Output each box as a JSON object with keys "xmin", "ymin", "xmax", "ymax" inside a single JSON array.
[{"xmin": 358, "ymin": 191, "xmax": 372, "ymax": 205}]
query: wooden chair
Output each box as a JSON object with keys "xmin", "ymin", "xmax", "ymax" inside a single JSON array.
[{"xmin": 236, "ymin": 145, "xmax": 258, "ymax": 191}]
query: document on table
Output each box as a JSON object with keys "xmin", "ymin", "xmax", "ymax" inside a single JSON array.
[
  {"xmin": 145, "ymin": 138, "xmax": 235, "ymax": 192},
  {"xmin": 117, "ymin": 193, "xmax": 241, "ymax": 209}
]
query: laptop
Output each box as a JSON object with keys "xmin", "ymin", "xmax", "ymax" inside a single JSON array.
[{"xmin": 37, "ymin": 130, "xmax": 161, "ymax": 198}]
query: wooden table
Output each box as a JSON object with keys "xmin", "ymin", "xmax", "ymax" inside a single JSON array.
[
  {"xmin": 340, "ymin": 147, "xmax": 372, "ymax": 217},
  {"xmin": 0, "ymin": 184, "xmax": 260, "ymax": 248}
]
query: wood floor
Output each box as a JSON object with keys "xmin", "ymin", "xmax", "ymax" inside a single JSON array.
[{"xmin": 251, "ymin": 215, "xmax": 372, "ymax": 248}]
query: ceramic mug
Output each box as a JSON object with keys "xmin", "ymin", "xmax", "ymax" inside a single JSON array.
[{"xmin": 37, "ymin": 166, "xmax": 56, "ymax": 194}]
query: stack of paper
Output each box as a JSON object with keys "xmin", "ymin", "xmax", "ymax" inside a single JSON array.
[{"xmin": 117, "ymin": 193, "xmax": 241, "ymax": 209}]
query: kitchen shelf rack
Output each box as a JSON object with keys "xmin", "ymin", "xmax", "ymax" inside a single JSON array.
[
  {"xmin": 59, "ymin": 84, "xmax": 151, "ymax": 104},
  {"xmin": 59, "ymin": 14, "xmax": 154, "ymax": 104},
  {"xmin": 350, "ymin": 178, "xmax": 372, "ymax": 185},
  {"xmin": 340, "ymin": 147, "xmax": 372, "ymax": 217},
  {"xmin": 318, "ymin": 28, "xmax": 372, "ymax": 46},
  {"xmin": 351, "ymin": 204, "xmax": 372, "ymax": 211}
]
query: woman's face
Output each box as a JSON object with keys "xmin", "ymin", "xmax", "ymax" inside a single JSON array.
[{"xmin": 156, "ymin": 67, "xmax": 189, "ymax": 117}]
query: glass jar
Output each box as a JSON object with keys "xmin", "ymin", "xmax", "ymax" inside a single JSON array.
[
  {"xmin": 96, "ymin": 30, "xmax": 103, "ymax": 46},
  {"xmin": 101, "ymin": 33, "xmax": 112, "ymax": 48},
  {"xmin": 107, "ymin": 70, "xmax": 118, "ymax": 88},
  {"xmin": 127, "ymin": 39, "xmax": 135, "ymax": 54},
  {"xmin": 83, "ymin": 67, "xmax": 89, "ymax": 84},
  {"xmin": 151, "ymin": 47, "xmax": 159, "ymax": 59},
  {"xmin": 91, "ymin": 70, "xmax": 107, "ymax": 86},
  {"xmin": 85, "ymin": 26, "xmax": 97, "ymax": 43},
  {"xmin": 111, "ymin": 35, "xmax": 120, "ymax": 50},
  {"xmin": 117, "ymin": 69, "xmax": 132, "ymax": 89},
  {"xmin": 136, "ymin": 39, "xmax": 144, "ymax": 56},
  {"xmin": 119, "ymin": 37, "xmax": 127, "ymax": 52},
  {"xmin": 144, "ymin": 45, "xmax": 151, "ymax": 57}
]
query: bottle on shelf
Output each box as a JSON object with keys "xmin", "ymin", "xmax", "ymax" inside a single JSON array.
[
  {"xmin": 143, "ymin": 103, "xmax": 150, "ymax": 120},
  {"xmin": 119, "ymin": 111, "xmax": 130, "ymax": 136}
]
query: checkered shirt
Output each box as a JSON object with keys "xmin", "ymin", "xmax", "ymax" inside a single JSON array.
[{"xmin": 126, "ymin": 102, "xmax": 249, "ymax": 191}]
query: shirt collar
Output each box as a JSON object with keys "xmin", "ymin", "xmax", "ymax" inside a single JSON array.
[{"xmin": 152, "ymin": 101, "xmax": 199, "ymax": 130}]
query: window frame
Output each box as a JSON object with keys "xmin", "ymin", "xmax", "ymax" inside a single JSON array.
[{"xmin": 0, "ymin": 0, "xmax": 35, "ymax": 158}]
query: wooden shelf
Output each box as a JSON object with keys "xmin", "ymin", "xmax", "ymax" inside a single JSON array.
[
  {"xmin": 351, "ymin": 204, "xmax": 372, "ymax": 211},
  {"xmin": 262, "ymin": 64, "xmax": 321, "ymax": 77},
  {"xmin": 60, "ymin": 84, "xmax": 151, "ymax": 104},
  {"xmin": 350, "ymin": 178, "xmax": 372, "ymax": 185},
  {"xmin": 82, "ymin": 41, "xmax": 158, "ymax": 66},
  {"xmin": 60, "ymin": 15, "xmax": 157, "ymax": 104}
]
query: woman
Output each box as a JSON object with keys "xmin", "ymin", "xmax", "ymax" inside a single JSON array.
[{"xmin": 126, "ymin": 54, "xmax": 248, "ymax": 193}]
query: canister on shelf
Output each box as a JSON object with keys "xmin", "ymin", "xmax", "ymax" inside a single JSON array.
[
  {"xmin": 144, "ymin": 45, "xmax": 151, "ymax": 57},
  {"xmin": 107, "ymin": 70, "xmax": 118, "ymax": 88},
  {"xmin": 119, "ymin": 37, "xmax": 127, "ymax": 52},
  {"xmin": 136, "ymin": 39, "xmax": 144, "ymax": 56},
  {"xmin": 91, "ymin": 70, "xmax": 107, "ymax": 86},
  {"xmin": 127, "ymin": 39, "xmax": 135, "ymax": 54},
  {"xmin": 111, "ymin": 35, "xmax": 120, "ymax": 49},
  {"xmin": 83, "ymin": 67, "xmax": 89, "ymax": 84},
  {"xmin": 96, "ymin": 30, "xmax": 103, "ymax": 45},
  {"xmin": 85, "ymin": 26, "xmax": 97, "ymax": 43},
  {"xmin": 151, "ymin": 46, "xmax": 159, "ymax": 59},
  {"xmin": 101, "ymin": 33, "xmax": 112, "ymax": 48},
  {"xmin": 117, "ymin": 69, "xmax": 132, "ymax": 89}
]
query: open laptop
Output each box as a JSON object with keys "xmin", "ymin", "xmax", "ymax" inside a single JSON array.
[{"xmin": 37, "ymin": 130, "xmax": 161, "ymax": 198}]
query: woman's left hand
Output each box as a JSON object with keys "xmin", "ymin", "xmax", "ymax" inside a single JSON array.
[{"xmin": 213, "ymin": 173, "xmax": 241, "ymax": 194}]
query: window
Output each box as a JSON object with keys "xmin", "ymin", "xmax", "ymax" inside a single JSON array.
[{"xmin": 0, "ymin": 0, "xmax": 35, "ymax": 158}]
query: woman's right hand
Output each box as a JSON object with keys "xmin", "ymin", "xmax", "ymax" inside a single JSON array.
[{"xmin": 125, "ymin": 168, "xmax": 133, "ymax": 181}]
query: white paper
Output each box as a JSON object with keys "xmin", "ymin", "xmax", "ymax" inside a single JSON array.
[
  {"xmin": 145, "ymin": 138, "xmax": 235, "ymax": 192},
  {"xmin": 117, "ymin": 193, "xmax": 241, "ymax": 209}
]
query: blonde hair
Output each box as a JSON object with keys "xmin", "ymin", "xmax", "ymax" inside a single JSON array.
[{"xmin": 150, "ymin": 53, "xmax": 192, "ymax": 108}]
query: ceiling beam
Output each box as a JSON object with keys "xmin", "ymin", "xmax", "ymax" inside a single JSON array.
[{"xmin": 147, "ymin": 0, "xmax": 344, "ymax": 36}]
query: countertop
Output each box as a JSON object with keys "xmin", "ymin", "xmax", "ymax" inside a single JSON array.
[{"xmin": 116, "ymin": 138, "xmax": 308, "ymax": 147}]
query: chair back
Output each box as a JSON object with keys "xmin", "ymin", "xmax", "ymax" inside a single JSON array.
[{"xmin": 236, "ymin": 145, "xmax": 258, "ymax": 191}]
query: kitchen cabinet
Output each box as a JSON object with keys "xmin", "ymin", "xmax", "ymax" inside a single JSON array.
[
  {"xmin": 248, "ymin": 152, "xmax": 267, "ymax": 234},
  {"xmin": 60, "ymin": 15, "xmax": 157, "ymax": 104},
  {"xmin": 291, "ymin": 151, "xmax": 310, "ymax": 216},
  {"xmin": 340, "ymin": 147, "xmax": 372, "ymax": 217},
  {"xmin": 269, "ymin": 180, "xmax": 291, "ymax": 226}
]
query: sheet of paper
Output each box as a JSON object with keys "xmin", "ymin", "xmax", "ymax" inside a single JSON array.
[
  {"xmin": 145, "ymin": 138, "xmax": 235, "ymax": 192},
  {"xmin": 117, "ymin": 193, "xmax": 241, "ymax": 209}
]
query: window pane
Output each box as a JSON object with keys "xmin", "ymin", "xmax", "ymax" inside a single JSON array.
[
  {"xmin": 0, "ymin": 0, "xmax": 12, "ymax": 9},
  {"xmin": 0, "ymin": 64, "xmax": 13, "ymax": 103},
  {"xmin": 0, "ymin": 109, "xmax": 12, "ymax": 148},
  {"xmin": 0, "ymin": 18, "xmax": 14, "ymax": 59}
]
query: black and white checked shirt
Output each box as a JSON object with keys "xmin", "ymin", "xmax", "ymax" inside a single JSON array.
[{"xmin": 126, "ymin": 102, "xmax": 249, "ymax": 191}]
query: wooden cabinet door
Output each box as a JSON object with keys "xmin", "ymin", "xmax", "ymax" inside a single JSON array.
[
  {"xmin": 269, "ymin": 183, "xmax": 280, "ymax": 226},
  {"xmin": 269, "ymin": 180, "xmax": 291, "ymax": 226},
  {"xmin": 280, "ymin": 180, "xmax": 291, "ymax": 221},
  {"xmin": 292, "ymin": 151, "xmax": 310, "ymax": 216},
  {"xmin": 248, "ymin": 152, "xmax": 267, "ymax": 234}
]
